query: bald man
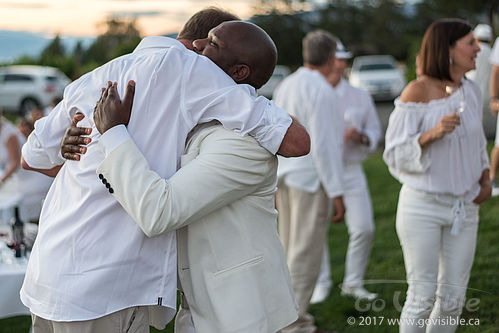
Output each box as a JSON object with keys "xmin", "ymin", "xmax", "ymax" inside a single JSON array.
[
  {"xmin": 62, "ymin": 20, "xmax": 299, "ymax": 333},
  {"xmin": 192, "ymin": 21, "xmax": 276, "ymax": 89},
  {"xmin": 21, "ymin": 9, "xmax": 307, "ymax": 333}
]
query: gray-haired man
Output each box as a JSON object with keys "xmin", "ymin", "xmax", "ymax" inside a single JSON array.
[{"xmin": 275, "ymin": 30, "xmax": 345, "ymax": 333}]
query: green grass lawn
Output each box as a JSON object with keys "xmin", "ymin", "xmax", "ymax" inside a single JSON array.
[{"xmin": 1, "ymin": 150, "xmax": 498, "ymax": 333}]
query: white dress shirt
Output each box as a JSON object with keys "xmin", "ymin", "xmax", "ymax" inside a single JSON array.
[
  {"xmin": 333, "ymin": 78, "xmax": 381, "ymax": 164},
  {"xmin": 275, "ymin": 67, "xmax": 344, "ymax": 198},
  {"xmin": 20, "ymin": 36, "xmax": 292, "ymax": 328},
  {"xmin": 383, "ymin": 79, "xmax": 488, "ymax": 203}
]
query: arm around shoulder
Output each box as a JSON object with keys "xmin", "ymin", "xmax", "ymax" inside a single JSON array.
[{"xmin": 97, "ymin": 128, "xmax": 275, "ymax": 237}]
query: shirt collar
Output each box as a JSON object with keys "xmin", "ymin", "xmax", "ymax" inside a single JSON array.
[
  {"xmin": 333, "ymin": 78, "xmax": 348, "ymax": 97},
  {"xmin": 134, "ymin": 36, "xmax": 252, "ymax": 94},
  {"xmin": 298, "ymin": 67, "xmax": 330, "ymax": 85},
  {"xmin": 134, "ymin": 36, "xmax": 185, "ymax": 52}
]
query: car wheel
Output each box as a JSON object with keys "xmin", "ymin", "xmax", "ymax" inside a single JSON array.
[{"xmin": 20, "ymin": 97, "xmax": 40, "ymax": 116}]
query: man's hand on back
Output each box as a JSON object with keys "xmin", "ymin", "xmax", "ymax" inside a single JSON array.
[
  {"xmin": 61, "ymin": 113, "xmax": 92, "ymax": 161},
  {"xmin": 60, "ymin": 80, "xmax": 136, "ymax": 161},
  {"xmin": 94, "ymin": 80, "xmax": 135, "ymax": 134}
]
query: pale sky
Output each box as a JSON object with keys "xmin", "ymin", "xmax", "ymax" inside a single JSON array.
[{"xmin": 0, "ymin": 0, "xmax": 256, "ymax": 37}]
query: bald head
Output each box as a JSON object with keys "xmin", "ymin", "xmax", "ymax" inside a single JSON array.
[
  {"xmin": 193, "ymin": 21, "xmax": 277, "ymax": 89},
  {"xmin": 224, "ymin": 21, "xmax": 277, "ymax": 89}
]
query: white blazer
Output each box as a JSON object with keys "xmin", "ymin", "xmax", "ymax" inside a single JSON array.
[{"xmin": 97, "ymin": 123, "xmax": 298, "ymax": 333}]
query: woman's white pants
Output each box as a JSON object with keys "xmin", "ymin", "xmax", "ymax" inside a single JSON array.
[{"xmin": 396, "ymin": 185, "xmax": 479, "ymax": 333}]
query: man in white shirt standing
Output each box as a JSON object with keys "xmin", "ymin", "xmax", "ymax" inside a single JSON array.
[
  {"xmin": 275, "ymin": 30, "xmax": 345, "ymax": 333},
  {"xmin": 312, "ymin": 39, "xmax": 381, "ymax": 303},
  {"xmin": 20, "ymin": 9, "xmax": 309, "ymax": 333}
]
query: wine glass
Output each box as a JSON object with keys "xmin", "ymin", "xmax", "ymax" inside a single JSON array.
[{"xmin": 445, "ymin": 85, "xmax": 465, "ymax": 113}]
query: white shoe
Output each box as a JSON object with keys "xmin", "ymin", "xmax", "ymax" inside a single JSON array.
[
  {"xmin": 341, "ymin": 285, "xmax": 378, "ymax": 301},
  {"xmin": 310, "ymin": 282, "xmax": 331, "ymax": 304}
]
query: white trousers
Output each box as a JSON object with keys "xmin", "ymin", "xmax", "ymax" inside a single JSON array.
[
  {"xmin": 396, "ymin": 185, "xmax": 479, "ymax": 333},
  {"xmin": 315, "ymin": 163, "xmax": 375, "ymax": 291},
  {"xmin": 314, "ymin": 244, "xmax": 332, "ymax": 291}
]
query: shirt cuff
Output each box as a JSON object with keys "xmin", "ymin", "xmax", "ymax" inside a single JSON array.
[
  {"xmin": 256, "ymin": 104, "xmax": 292, "ymax": 155},
  {"xmin": 99, "ymin": 125, "xmax": 131, "ymax": 157},
  {"xmin": 22, "ymin": 132, "xmax": 65, "ymax": 168},
  {"xmin": 395, "ymin": 134, "xmax": 430, "ymax": 173}
]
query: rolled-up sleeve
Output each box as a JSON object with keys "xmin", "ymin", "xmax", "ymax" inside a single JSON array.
[
  {"xmin": 181, "ymin": 57, "xmax": 292, "ymax": 155},
  {"xmin": 97, "ymin": 127, "xmax": 273, "ymax": 237},
  {"xmin": 22, "ymin": 100, "xmax": 72, "ymax": 168}
]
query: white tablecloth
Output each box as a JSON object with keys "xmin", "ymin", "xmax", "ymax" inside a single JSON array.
[
  {"xmin": 0, "ymin": 222, "xmax": 30, "ymax": 319},
  {"xmin": 0, "ymin": 255, "xmax": 29, "ymax": 319}
]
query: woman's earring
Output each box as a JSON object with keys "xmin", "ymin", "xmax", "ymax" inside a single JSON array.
[{"xmin": 449, "ymin": 57, "xmax": 453, "ymax": 65}]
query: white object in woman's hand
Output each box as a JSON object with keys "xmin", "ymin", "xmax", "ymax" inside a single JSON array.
[
  {"xmin": 433, "ymin": 113, "xmax": 461, "ymax": 139},
  {"xmin": 445, "ymin": 85, "xmax": 465, "ymax": 113}
]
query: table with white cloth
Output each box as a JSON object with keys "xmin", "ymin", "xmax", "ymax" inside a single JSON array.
[
  {"xmin": 0, "ymin": 253, "xmax": 29, "ymax": 319},
  {"xmin": 0, "ymin": 194, "xmax": 31, "ymax": 321}
]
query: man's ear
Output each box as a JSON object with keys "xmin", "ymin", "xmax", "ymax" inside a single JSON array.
[{"xmin": 229, "ymin": 64, "xmax": 250, "ymax": 83}]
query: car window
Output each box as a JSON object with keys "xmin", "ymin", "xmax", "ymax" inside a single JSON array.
[
  {"xmin": 359, "ymin": 63, "xmax": 395, "ymax": 71},
  {"xmin": 4, "ymin": 74, "xmax": 34, "ymax": 82},
  {"xmin": 45, "ymin": 76, "xmax": 59, "ymax": 82}
]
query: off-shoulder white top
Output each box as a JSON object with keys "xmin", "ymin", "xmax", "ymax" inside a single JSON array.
[{"xmin": 383, "ymin": 79, "xmax": 489, "ymax": 203}]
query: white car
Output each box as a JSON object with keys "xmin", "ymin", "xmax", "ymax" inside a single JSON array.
[
  {"xmin": 257, "ymin": 65, "xmax": 291, "ymax": 99},
  {"xmin": 0, "ymin": 65, "xmax": 71, "ymax": 114},
  {"xmin": 349, "ymin": 55, "xmax": 406, "ymax": 101}
]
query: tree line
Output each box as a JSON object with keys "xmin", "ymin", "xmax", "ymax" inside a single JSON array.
[
  {"xmin": 6, "ymin": 0, "xmax": 498, "ymax": 82},
  {"xmin": 252, "ymin": 0, "xmax": 498, "ymax": 81},
  {"xmin": 10, "ymin": 18, "xmax": 141, "ymax": 80}
]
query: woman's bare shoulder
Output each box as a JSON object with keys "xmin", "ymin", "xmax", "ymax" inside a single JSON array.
[{"xmin": 399, "ymin": 79, "xmax": 431, "ymax": 103}]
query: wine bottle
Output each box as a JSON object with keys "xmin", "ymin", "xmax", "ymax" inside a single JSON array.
[{"xmin": 11, "ymin": 206, "xmax": 24, "ymax": 258}]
